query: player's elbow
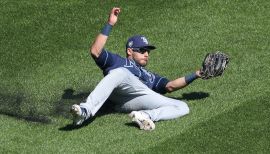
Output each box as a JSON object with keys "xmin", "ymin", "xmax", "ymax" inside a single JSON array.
[
  {"xmin": 166, "ymin": 86, "xmax": 174, "ymax": 93},
  {"xmin": 166, "ymin": 81, "xmax": 186, "ymax": 93},
  {"xmin": 165, "ymin": 83, "xmax": 176, "ymax": 93},
  {"xmin": 90, "ymin": 46, "xmax": 100, "ymax": 59}
]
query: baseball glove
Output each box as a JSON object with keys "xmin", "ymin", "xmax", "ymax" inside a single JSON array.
[{"xmin": 200, "ymin": 51, "xmax": 229, "ymax": 79}]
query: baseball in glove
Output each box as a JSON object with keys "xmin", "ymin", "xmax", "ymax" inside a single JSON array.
[{"xmin": 200, "ymin": 51, "xmax": 229, "ymax": 79}]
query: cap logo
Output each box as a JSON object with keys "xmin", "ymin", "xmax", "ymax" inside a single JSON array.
[
  {"xmin": 128, "ymin": 41, "xmax": 133, "ymax": 47},
  {"xmin": 141, "ymin": 37, "xmax": 148, "ymax": 44}
]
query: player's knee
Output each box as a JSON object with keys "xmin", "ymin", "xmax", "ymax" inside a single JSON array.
[
  {"xmin": 177, "ymin": 101, "xmax": 190, "ymax": 116},
  {"xmin": 183, "ymin": 103, "xmax": 190, "ymax": 115}
]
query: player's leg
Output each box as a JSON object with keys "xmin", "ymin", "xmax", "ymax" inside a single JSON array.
[
  {"xmin": 109, "ymin": 71, "xmax": 189, "ymax": 130},
  {"xmin": 121, "ymin": 94, "xmax": 189, "ymax": 121},
  {"xmin": 113, "ymin": 92, "xmax": 189, "ymax": 131},
  {"xmin": 71, "ymin": 67, "xmax": 130, "ymax": 125},
  {"xmin": 113, "ymin": 91, "xmax": 189, "ymax": 121}
]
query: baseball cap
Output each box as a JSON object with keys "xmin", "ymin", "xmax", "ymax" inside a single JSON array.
[{"xmin": 126, "ymin": 35, "xmax": 156, "ymax": 51}]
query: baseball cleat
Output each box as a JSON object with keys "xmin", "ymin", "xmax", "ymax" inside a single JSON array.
[
  {"xmin": 71, "ymin": 104, "xmax": 89, "ymax": 126},
  {"xmin": 129, "ymin": 111, "xmax": 155, "ymax": 131}
]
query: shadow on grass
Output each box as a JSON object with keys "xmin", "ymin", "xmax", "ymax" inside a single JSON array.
[
  {"xmin": 53, "ymin": 88, "xmax": 89, "ymax": 119},
  {"xmin": 171, "ymin": 92, "xmax": 210, "ymax": 101},
  {"xmin": 57, "ymin": 88, "xmax": 116, "ymax": 131},
  {"xmin": 0, "ymin": 89, "xmax": 209, "ymax": 129},
  {"xmin": 59, "ymin": 117, "xmax": 96, "ymax": 131},
  {"xmin": 55, "ymin": 88, "xmax": 115, "ymax": 117},
  {"xmin": 0, "ymin": 92, "xmax": 51, "ymax": 124},
  {"xmin": 0, "ymin": 88, "xmax": 114, "ymax": 126},
  {"xmin": 124, "ymin": 122, "xmax": 139, "ymax": 129},
  {"xmin": 0, "ymin": 88, "xmax": 91, "ymax": 124}
]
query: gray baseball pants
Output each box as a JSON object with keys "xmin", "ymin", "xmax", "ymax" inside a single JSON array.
[{"xmin": 80, "ymin": 67, "xmax": 189, "ymax": 122}]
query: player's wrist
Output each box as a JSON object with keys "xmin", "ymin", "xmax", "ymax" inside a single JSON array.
[
  {"xmin": 101, "ymin": 23, "xmax": 113, "ymax": 36},
  {"xmin": 195, "ymin": 70, "xmax": 202, "ymax": 78},
  {"xmin": 108, "ymin": 21, "xmax": 115, "ymax": 26},
  {"xmin": 185, "ymin": 72, "xmax": 198, "ymax": 84}
]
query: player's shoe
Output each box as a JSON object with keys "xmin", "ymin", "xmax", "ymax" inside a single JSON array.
[
  {"xmin": 71, "ymin": 104, "xmax": 90, "ymax": 126},
  {"xmin": 129, "ymin": 111, "xmax": 155, "ymax": 131}
]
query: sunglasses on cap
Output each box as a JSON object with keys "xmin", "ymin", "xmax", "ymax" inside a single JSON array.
[{"xmin": 132, "ymin": 48, "xmax": 150, "ymax": 54}]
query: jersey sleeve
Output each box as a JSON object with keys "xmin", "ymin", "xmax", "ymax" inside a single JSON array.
[
  {"xmin": 93, "ymin": 49, "xmax": 115, "ymax": 69},
  {"xmin": 93, "ymin": 49, "xmax": 125, "ymax": 75},
  {"xmin": 153, "ymin": 74, "xmax": 170, "ymax": 94}
]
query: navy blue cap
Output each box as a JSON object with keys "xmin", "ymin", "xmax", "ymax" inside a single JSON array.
[{"xmin": 126, "ymin": 35, "xmax": 156, "ymax": 51}]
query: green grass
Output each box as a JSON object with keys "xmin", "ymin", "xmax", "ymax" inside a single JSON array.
[{"xmin": 1, "ymin": 0, "xmax": 269, "ymax": 153}]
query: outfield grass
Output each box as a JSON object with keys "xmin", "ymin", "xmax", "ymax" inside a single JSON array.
[{"xmin": 1, "ymin": 0, "xmax": 269, "ymax": 153}]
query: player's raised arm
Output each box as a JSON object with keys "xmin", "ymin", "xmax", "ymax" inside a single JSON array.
[{"xmin": 90, "ymin": 7, "xmax": 121, "ymax": 58}]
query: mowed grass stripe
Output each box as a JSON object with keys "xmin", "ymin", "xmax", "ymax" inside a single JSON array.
[{"xmin": 141, "ymin": 95, "xmax": 270, "ymax": 153}]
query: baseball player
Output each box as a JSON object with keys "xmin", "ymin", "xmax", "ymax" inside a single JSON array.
[{"xmin": 71, "ymin": 7, "xmax": 202, "ymax": 130}]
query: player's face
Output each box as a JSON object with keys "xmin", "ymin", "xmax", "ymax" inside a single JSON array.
[{"xmin": 131, "ymin": 49, "xmax": 150, "ymax": 66}]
